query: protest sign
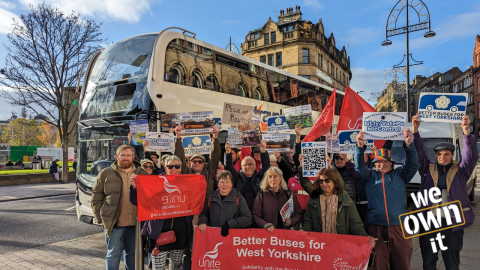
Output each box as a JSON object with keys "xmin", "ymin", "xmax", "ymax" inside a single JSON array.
[
  {"xmin": 182, "ymin": 135, "xmax": 211, "ymax": 156},
  {"xmin": 418, "ymin": 93, "xmax": 468, "ymax": 123},
  {"xmin": 145, "ymin": 132, "xmax": 175, "ymax": 152},
  {"xmin": 129, "ymin": 120, "xmax": 148, "ymax": 145},
  {"xmin": 325, "ymin": 133, "xmax": 339, "ymax": 154},
  {"xmin": 180, "ymin": 111, "xmax": 215, "ymax": 135},
  {"xmin": 362, "ymin": 112, "xmax": 407, "ymax": 140},
  {"xmin": 222, "ymin": 103, "xmax": 253, "ymax": 126},
  {"xmin": 228, "ymin": 125, "xmax": 261, "ymax": 147},
  {"xmin": 161, "ymin": 113, "xmax": 181, "ymax": 132},
  {"xmin": 136, "ymin": 174, "xmax": 207, "ymax": 221},
  {"xmin": 338, "ymin": 130, "xmax": 374, "ymax": 154},
  {"xmin": 267, "ymin": 115, "xmax": 290, "ymax": 133},
  {"xmin": 263, "ymin": 133, "xmax": 290, "ymax": 153},
  {"xmin": 280, "ymin": 196, "xmax": 294, "ymax": 219},
  {"xmin": 192, "ymin": 227, "xmax": 371, "ymax": 270},
  {"xmin": 301, "ymin": 142, "xmax": 327, "ymax": 177},
  {"xmin": 284, "ymin": 104, "xmax": 313, "ymax": 129},
  {"xmin": 213, "ymin": 118, "xmax": 222, "ymax": 129},
  {"xmin": 227, "ymin": 127, "xmax": 243, "ymax": 146}
]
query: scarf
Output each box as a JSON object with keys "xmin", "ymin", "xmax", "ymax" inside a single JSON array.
[{"xmin": 320, "ymin": 194, "xmax": 338, "ymax": 234}]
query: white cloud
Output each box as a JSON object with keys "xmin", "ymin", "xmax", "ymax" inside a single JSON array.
[
  {"xmin": 304, "ymin": 0, "xmax": 325, "ymax": 10},
  {"xmin": 0, "ymin": 7, "xmax": 19, "ymax": 34},
  {"xmin": 349, "ymin": 67, "xmax": 385, "ymax": 106},
  {"xmin": 18, "ymin": 0, "xmax": 154, "ymax": 23},
  {"xmin": 0, "ymin": 1, "xmax": 16, "ymax": 9}
]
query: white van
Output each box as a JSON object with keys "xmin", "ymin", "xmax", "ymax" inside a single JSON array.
[{"xmin": 391, "ymin": 122, "xmax": 476, "ymax": 201}]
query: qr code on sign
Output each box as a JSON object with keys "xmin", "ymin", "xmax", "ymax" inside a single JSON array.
[{"xmin": 303, "ymin": 147, "xmax": 326, "ymax": 172}]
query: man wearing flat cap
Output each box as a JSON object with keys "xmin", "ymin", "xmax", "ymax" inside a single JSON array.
[{"xmin": 412, "ymin": 113, "xmax": 477, "ymax": 270}]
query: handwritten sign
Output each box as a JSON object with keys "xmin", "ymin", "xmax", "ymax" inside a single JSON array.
[
  {"xmin": 145, "ymin": 132, "xmax": 175, "ymax": 152},
  {"xmin": 418, "ymin": 93, "xmax": 468, "ymax": 123},
  {"xmin": 222, "ymin": 103, "xmax": 253, "ymax": 126},
  {"xmin": 180, "ymin": 111, "xmax": 214, "ymax": 135},
  {"xmin": 362, "ymin": 112, "xmax": 406, "ymax": 140},
  {"xmin": 267, "ymin": 115, "xmax": 290, "ymax": 133}
]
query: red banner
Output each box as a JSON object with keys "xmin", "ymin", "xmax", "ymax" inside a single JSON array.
[
  {"xmin": 303, "ymin": 88, "xmax": 336, "ymax": 142},
  {"xmin": 192, "ymin": 227, "xmax": 371, "ymax": 270},
  {"xmin": 136, "ymin": 174, "xmax": 207, "ymax": 222}
]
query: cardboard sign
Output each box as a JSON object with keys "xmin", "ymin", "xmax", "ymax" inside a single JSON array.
[
  {"xmin": 362, "ymin": 112, "xmax": 407, "ymax": 140},
  {"xmin": 301, "ymin": 142, "xmax": 327, "ymax": 177},
  {"xmin": 338, "ymin": 130, "xmax": 374, "ymax": 154},
  {"xmin": 284, "ymin": 105, "xmax": 313, "ymax": 129},
  {"xmin": 222, "ymin": 103, "xmax": 254, "ymax": 126},
  {"xmin": 129, "ymin": 120, "xmax": 148, "ymax": 145},
  {"xmin": 263, "ymin": 133, "xmax": 290, "ymax": 153},
  {"xmin": 267, "ymin": 115, "xmax": 290, "ymax": 133},
  {"xmin": 145, "ymin": 132, "xmax": 175, "ymax": 152},
  {"xmin": 182, "ymin": 135, "xmax": 211, "ymax": 156},
  {"xmin": 161, "ymin": 113, "xmax": 181, "ymax": 132},
  {"xmin": 418, "ymin": 93, "xmax": 468, "ymax": 123},
  {"xmin": 326, "ymin": 133, "xmax": 339, "ymax": 154},
  {"xmin": 180, "ymin": 111, "xmax": 215, "ymax": 135},
  {"xmin": 136, "ymin": 174, "xmax": 207, "ymax": 221},
  {"xmin": 192, "ymin": 227, "xmax": 371, "ymax": 270}
]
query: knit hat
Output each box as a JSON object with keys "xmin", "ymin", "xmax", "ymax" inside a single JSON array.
[
  {"xmin": 372, "ymin": 148, "xmax": 394, "ymax": 163},
  {"xmin": 140, "ymin": 159, "xmax": 154, "ymax": 167}
]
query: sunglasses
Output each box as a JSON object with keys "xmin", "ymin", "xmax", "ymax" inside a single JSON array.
[
  {"xmin": 192, "ymin": 160, "xmax": 205, "ymax": 164},
  {"xmin": 166, "ymin": 164, "xmax": 181, "ymax": 169},
  {"xmin": 334, "ymin": 156, "xmax": 344, "ymax": 161},
  {"xmin": 142, "ymin": 165, "xmax": 154, "ymax": 169},
  {"xmin": 318, "ymin": 179, "xmax": 332, "ymax": 185}
]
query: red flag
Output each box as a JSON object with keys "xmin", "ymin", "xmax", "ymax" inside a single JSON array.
[
  {"xmin": 337, "ymin": 86, "xmax": 385, "ymax": 149},
  {"xmin": 302, "ymin": 88, "xmax": 336, "ymax": 142}
]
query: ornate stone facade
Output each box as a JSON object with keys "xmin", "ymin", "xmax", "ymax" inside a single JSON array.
[{"xmin": 473, "ymin": 35, "xmax": 480, "ymax": 140}]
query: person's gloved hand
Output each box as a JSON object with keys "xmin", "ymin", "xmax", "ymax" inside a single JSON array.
[{"xmin": 221, "ymin": 222, "xmax": 230, "ymax": 237}]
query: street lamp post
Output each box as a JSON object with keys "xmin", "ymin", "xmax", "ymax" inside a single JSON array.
[{"xmin": 381, "ymin": 0, "xmax": 435, "ymax": 121}]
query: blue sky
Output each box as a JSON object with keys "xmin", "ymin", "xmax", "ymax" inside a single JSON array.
[{"xmin": 1, "ymin": 0, "xmax": 479, "ymax": 119}]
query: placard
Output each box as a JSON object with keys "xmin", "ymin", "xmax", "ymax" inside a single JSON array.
[
  {"xmin": 145, "ymin": 132, "xmax": 175, "ymax": 152},
  {"xmin": 227, "ymin": 127, "xmax": 244, "ymax": 146},
  {"xmin": 222, "ymin": 103, "xmax": 254, "ymax": 126},
  {"xmin": 362, "ymin": 112, "xmax": 407, "ymax": 140},
  {"xmin": 213, "ymin": 118, "xmax": 222, "ymax": 129},
  {"xmin": 263, "ymin": 133, "xmax": 290, "ymax": 153},
  {"xmin": 182, "ymin": 135, "xmax": 211, "ymax": 156},
  {"xmin": 161, "ymin": 113, "xmax": 181, "ymax": 132},
  {"xmin": 180, "ymin": 111, "xmax": 215, "ymax": 135},
  {"xmin": 284, "ymin": 105, "xmax": 314, "ymax": 129},
  {"xmin": 129, "ymin": 120, "xmax": 148, "ymax": 145},
  {"xmin": 325, "ymin": 133, "xmax": 339, "ymax": 153},
  {"xmin": 418, "ymin": 93, "xmax": 468, "ymax": 123},
  {"xmin": 192, "ymin": 227, "xmax": 371, "ymax": 270},
  {"xmin": 301, "ymin": 142, "xmax": 327, "ymax": 177},
  {"xmin": 338, "ymin": 130, "xmax": 374, "ymax": 154},
  {"xmin": 280, "ymin": 196, "xmax": 294, "ymax": 219},
  {"xmin": 267, "ymin": 115, "xmax": 290, "ymax": 133}
]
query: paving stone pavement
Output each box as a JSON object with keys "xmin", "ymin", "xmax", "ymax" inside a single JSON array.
[{"xmin": 0, "ymin": 182, "xmax": 76, "ymax": 202}]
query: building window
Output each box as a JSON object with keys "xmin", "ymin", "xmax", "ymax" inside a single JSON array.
[
  {"xmin": 268, "ymin": 54, "xmax": 274, "ymax": 66},
  {"xmin": 204, "ymin": 47, "xmax": 212, "ymax": 55},
  {"xmin": 271, "ymin": 32, "xmax": 276, "ymax": 43},
  {"xmin": 260, "ymin": 55, "xmax": 266, "ymax": 64},
  {"xmin": 331, "ymin": 63, "xmax": 334, "ymax": 76},
  {"xmin": 318, "ymin": 54, "xmax": 322, "ymax": 68},
  {"xmin": 302, "ymin": 49, "xmax": 309, "ymax": 64},
  {"xmin": 238, "ymin": 84, "xmax": 246, "ymax": 97},
  {"xmin": 207, "ymin": 75, "xmax": 217, "ymax": 91},
  {"xmin": 327, "ymin": 61, "xmax": 329, "ymax": 73},
  {"xmin": 303, "ymin": 75, "xmax": 310, "ymax": 80},
  {"xmin": 265, "ymin": 34, "xmax": 269, "ymax": 45},
  {"xmin": 276, "ymin": 52, "xmax": 282, "ymax": 67},
  {"xmin": 192, "ymin": 71, "xmax": 203, "ymax": 88},
  {"xmin": 167, "ymin": 66, "xmax": 182, "ymax": 84},
  {"xmin": 255, "ymin": 89, "xmax": 262, "ymax": 100}
]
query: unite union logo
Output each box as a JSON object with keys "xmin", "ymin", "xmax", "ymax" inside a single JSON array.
[
  {"xmin": 199, "ymin": 242, "xmax": 223, "ymax": 268},
  {"xmin": 161, "ymin": 176, "xmax": 180, "ymax": 194}
]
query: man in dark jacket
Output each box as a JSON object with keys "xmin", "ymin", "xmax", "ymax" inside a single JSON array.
[
  {"xmin": 225, "ymin": 140, "xmax": 270, "ymax": 211},
  {"xmin": 49, "ymin": 159, "xmax": 59, "ymax": 181},
  {"xmin": 91, "ymin": 145, "xmax": 147, "ymax": 270},
  {"xmin": 355, "ymin": 129, "xmax": 419, "ymax": 270},
  {"xmin": 412, "ymin": 114, "xmax": 477, "ymax": 270}
]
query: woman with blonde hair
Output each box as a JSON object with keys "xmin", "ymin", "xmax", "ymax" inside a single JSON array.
[{"xmin": 252, "ymin": 167, "xmax": 303, "ymax": 232}]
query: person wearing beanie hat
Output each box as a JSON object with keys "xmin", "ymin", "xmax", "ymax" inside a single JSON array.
[
  {"xmin": 354, "ymin": 128, "xmax": 419, "ymax": 270},
  {"xmin": 411, "ymin": 114, "xmax": 477, "ymax": 270},
  {"xmin": 139, "ymin": 159, "xmax": 155, "ymax": 175}
]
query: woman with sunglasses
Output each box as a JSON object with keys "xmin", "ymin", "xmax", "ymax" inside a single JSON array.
[
  {"xmin": 129, "ymin": 155, "xmax": 193, "ymax": 270},
  {"xmin": 299, "ymin": 161, "xmax": 376, "ymax": 248}
]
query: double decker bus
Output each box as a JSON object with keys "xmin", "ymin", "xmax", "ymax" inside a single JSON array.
[{"xmin": 75, "ymin": 27, "xmax": 344, "ymax": 224}]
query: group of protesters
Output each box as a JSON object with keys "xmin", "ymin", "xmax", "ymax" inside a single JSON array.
[{"xmin": 91, "ymin": 114, "xmax": 477, "ymax": 270}]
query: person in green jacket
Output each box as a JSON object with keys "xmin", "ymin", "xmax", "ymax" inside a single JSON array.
[{"xmin": 301, "ymin": 167, "xmax": 376, "ymax": 248}]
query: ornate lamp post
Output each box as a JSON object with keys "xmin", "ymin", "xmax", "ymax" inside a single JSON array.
[{"xmin": 381, "ymin": 0, "xmax": 435, "ymax": 120}]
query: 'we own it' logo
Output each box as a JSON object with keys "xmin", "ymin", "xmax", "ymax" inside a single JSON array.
[{"xmin": 199, "ymin": 242, "xmax": 223, "ymax": 269}]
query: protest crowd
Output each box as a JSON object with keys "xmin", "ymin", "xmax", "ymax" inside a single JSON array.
[{"xmin": 91, "ymin": 89, "xmax": 477, "ymax": 270}]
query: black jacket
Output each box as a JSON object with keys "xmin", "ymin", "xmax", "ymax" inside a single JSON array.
[{"xmin": 198, "ymin": 189, "xmax": 252, "ymax": 228}]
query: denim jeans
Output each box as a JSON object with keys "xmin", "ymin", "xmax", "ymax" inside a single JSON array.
[{"xmin": 104, "ymin": 226, "xmax": 136, "ymax": 270}]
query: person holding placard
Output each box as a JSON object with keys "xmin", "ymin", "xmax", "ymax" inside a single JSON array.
[
  {"xmin": 412, "ymin": 114, "xmax": 477, "ymax": 270},
  {"xmin": 354, "ymin": 129, "xmax": 419, "ymax": 270},
  {"xmin": 252, "ymin": 167, "xmax": 303, "ymax": 231},
  {"xmin": 225, "ymin": 140, "xmax": 270, "ymax": 211}
]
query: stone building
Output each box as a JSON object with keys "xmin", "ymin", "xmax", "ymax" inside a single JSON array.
[
  {"xmin": 473, "ymin": 35, "xmax": 480, "ymax": 140},
  {"xmin": 241, "ymin": 6, "xmax": 351, "ymax": 92},
  {"xmin": 374, "ymin": 81, "xmax": 406, "ymax": 112},
  {"xmin": 451, "ymin": 67, "xmax": 474, "ymax": 130}
]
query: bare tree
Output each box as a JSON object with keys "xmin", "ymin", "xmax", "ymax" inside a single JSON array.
[{"xmin": 1, "ymin": 4, "xmax": 104, "ymax": 183}]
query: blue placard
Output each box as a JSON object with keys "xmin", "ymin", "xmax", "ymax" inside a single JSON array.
[
  {"xmin": 182, "ymin": 135, "xmax": 212, "ymax": 156},
  {"xmin": 338, "ymin": 130, "xmax": 374, "ymax": 153},
  {"xmin": 213, "ymin": 118, "xmax": 222, "ymax": 129},
  {"xmin": 267, "ymin": 115, "xmax": 290, "ymax": 133},
  {"xmin": 418, "ymin": 93, "xmax": 468, "ymax": 123}
]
